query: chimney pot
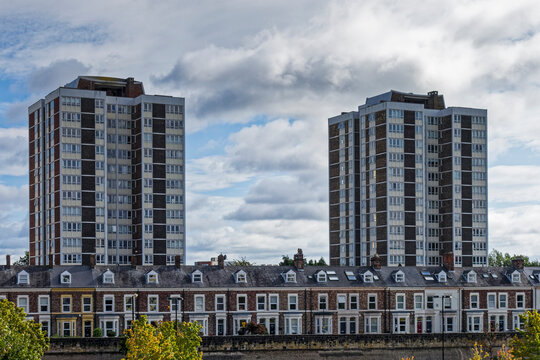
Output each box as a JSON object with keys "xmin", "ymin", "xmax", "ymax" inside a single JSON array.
[
  {"xmin": 443, "ymin": 252, "xmax": 454, "ymax": 271},
  {"xmin": 512, "ymin": 257, "xmax": 524, "ymax": 270},
  {"xmin": 6, "ymin": 255, "xmax": 10, "ymax": 269},
  {"xmin": 89, "ymin": 255, "xmax": 96, "ymax": 269},
  {"xmin": 370, "ymin": 254, "xmax": 382, "ymax": 270},
  {"xmin": 175, "ymin": 255, "xmax": 181, "ymax": 269},
  {"xmin": 217, "ymin": 254, "xmax": 226, "ymax": 269},
  {"xmin": 294, "ymin": 249, "xmax": 304, "ymax": 271}
]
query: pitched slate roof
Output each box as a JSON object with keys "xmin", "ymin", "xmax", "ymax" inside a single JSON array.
[{"xmin": 0, "ymin": 264, "xmax": 538, "ymax": 289}]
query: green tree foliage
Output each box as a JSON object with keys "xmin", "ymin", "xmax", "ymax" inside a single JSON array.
[
  {"xmin": 13, "ymin": 251, "xmax": 29, "ymax": 266},
  {"xmin": 279, "ymin": 255, "xmax": 294, "ymax": 266},
  {"xmin": 0, "ymin": 299, "xmax": 49, "ymax": 360},
  {"xmin": 123, "ymin": 315, "xmax": 202, "ymax": 360},
  {"xmin": 511, "ymin": 310, "xmax": 540, "ymax": 359},
  {"xmin": 279, "ymin": 255, "xmax": 327, "ymax": 266},
  {"xmin": 227, "ymin": 257, "xmax": 253, "ymax": 266},
  {"xmin": 307, "ymin": 257, "xmax": 328, "ymax": 266},
  {"xmin": 488, "ymin": 250, "xmax": 540, "ymax": 267}
]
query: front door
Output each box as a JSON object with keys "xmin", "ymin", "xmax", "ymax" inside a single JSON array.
[{"xmin": 83, "ymin": 320, "xmax": 92, "ymax": 337}]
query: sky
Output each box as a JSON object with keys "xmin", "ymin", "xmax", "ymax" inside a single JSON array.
[{"xmin": 1, "ymin": 0, "xmax": 540, "ymax": 265}]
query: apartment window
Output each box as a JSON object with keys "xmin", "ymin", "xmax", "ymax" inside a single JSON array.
[
  {"xmin": 194, "ymin": 295, "xmax": 204, "ymax": 312},
  {"xmin": 269, "ymin": 294, "xmax": 279, "ymax": 311},
  {"xmin": 499, "ymin": 293, "xmax": 508, "ymax": 309},
  {"xmin": 487, "ymin": 293, "xmax": 496, "ymax": 309},
  {"xmin": 350, "ymin": 294, "xmax": 358, "ymax": 310},
  {"xmin": 514, "ymin": 314, "xmax": 525, "ymax": 331},
  {"xmin": 396, "ymin": 294, "xmax": 405, "ymax": 310},
  {"xmin": 285, "ymin": 317, "xmax": 301, "ymax": 334},
  {"xmin": 237, "ymin": 295, "xmax": 247, "ymax": 311},
  {"xmin": 368, "ymin": 294, "xmax": 377, "ymax": 310},
  {"xmin": 169, "ymin": 296, "xmax": 181, "ymax": 313},
  {"xmin": 516, "ymin": 293, "xmax": 525, "ymax": 309},
  {"xmin": 39, "ymin": 295, "xmax": 49, "ymax": 313},
  {"xmin": 365, "ymin": 317, "xmax": 379, "ymax": 334},
  {"xmin": 319, "ymin": 294, "xmax": 328, "ymax": 310},
  {"xmin": 215, "ymin": 295, "xmax": 225, "ymax": 312},
  {"xmin": 17, "ymin": 296, "xmax": 29, "ymax": 313},
  {"xmin": 257, "ymin": 295, "xmax": 266, "ymax": 311},
  {"xmin": 104, "ymin": 295, "xmax": 114, "ymax": 312},
  {"xmin": 148, "ymin": 295, "xmax": 158, "ymax": 312},
  {"xmin": 124, "ymin": 296, "xmax": 134, "ymax": 313},
  {"xmin": 62, "ymin": 296, "xmax": 71, "ymax": 313},
  {"xmin": 414, "ymin": 294, "xmax": 423, "ymax": 310},
  {"xmin": 288, "ymin": 294, "xmax": 298, "ymax": 311},
  {"xmin": 470, "ymin": 294, "xmax": 479, "ymax": 309},
  {"xmin": 315, "ymin": 316, "xmax": 332, "ymax": 334},
  {"xmin": 426, "ymin": 296, "xmax": 434, "ymax": 309},
  {"xmin": 393, "ymin": 316, "xmax": 408, "ymax": 333}
]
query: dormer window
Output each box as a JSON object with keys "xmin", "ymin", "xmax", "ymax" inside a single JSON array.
[
  {"xmin": 316, "ymin": 271, "xmax": 327, "ymax": 283},
  {"xmin": 17, "ymin": 271, "xmax": 29, "ymax": 285},
  {"xmin": 511, "ymin": 271, "xmax": 520, "ymax": 283},
  {"xmin": 61, "ymin": 271, "xmax": 72, "ymax": 284},
  {"xmin": 192, "ymin": 270, "xmax": 203, "ymax": 283},
  {"xmin": 394, "ymin": 270, "xmax": 405, "ymax": 283},
  {"xmin": 235, "ymin": 270, "xmax": 247, "ymax": 283},
  {"xmin": 146, "ymin": 270, "xmax": 158, "ymax": 284},
  {"xmin": 467, "ymin": 271, "xmax": 476, "ymax": 283},
  {"xmin": 103, "ymin": 269, "xmax": 114, "ymax": 284},
  {"xmin": 363, "ymin": 271, "xmax": 374, "ymax": 283},
  {"xmin": 437, "ymin": 272, "xmax": 447, "ymax": 283},
  {"xmin": 283, "ymin": 270, "xmax": 296, "ymax": 283}
]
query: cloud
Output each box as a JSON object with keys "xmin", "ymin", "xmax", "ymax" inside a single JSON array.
[
  {"xmin": 186, "ymin": 193, "xmax": 328, "ymax": 264},
  {"xmin": 489, "ymin": 165, "xmax": 540, "ymax": 204},
  {"xmin": 1, "ymin": 0, "xmax": 540, "ymax": 264},
  {"xmin": 0, "ymin": 183, "xmax": 29, "ymax": 261},
  {"xmin": 489, "ymin": 205, "xmax": 540, "ymax": 260},
  {"xmin": 27, "ymin": 59, "xmax": 89, "ymax": 94},
  {"xmin": 0, "ymin": 128, "xmax": 28, "ymax": 176}
]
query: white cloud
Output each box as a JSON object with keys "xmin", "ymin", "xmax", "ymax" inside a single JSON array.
[
  {"xmin": 1, "ymin": 0, "xmax": 540, "ymax": 262},
  {"xmin": 489, "ymin": 205, "xmax": 540, "ymax": 260},
  {"xmin": 0, "ymin": 183, "xmax": 29, "ymax": 261},
  {"xmin": 489, "ymin": 165, "xmax": 540, "ymax": 204},
  {"xmin": 0, "ymin": 128, "xmax": 28, "ymax": 176}
]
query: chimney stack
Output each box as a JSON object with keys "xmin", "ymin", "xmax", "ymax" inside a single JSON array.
[
  {"xmin": 6, "ymin": 255, "xmax": 10, "ymax": 269},
  {"xmin": 294, "ymin": 249, "xmax": 304, "ymax": 271},
  {"xmin": 175, "ymin": 255, "xmax": 181, "ymax": 269},
  {"xmin": 131, "ymin": 255, "xmax": 137, "ymax": 268},
  {"xmin": 89, "ymin": 255, "xmax": 96, "ymax": 269},
  {"xmin": 217, "ymin": 254, "xmax": 226, "ymax": 269},
  {"xmin": 512, "ymin": 257, "xmax": 524, "ymax": 270},
  {"xmin": 370, "ymin": 254, "xmax": 382, "ymax": 270},
  {"xmin": 442, "ymin": 252, "xmax": 454, "ymax": 271}
]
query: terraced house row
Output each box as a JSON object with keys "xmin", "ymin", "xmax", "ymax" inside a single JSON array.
[{"xmin": 1, "ymin": 251, "xmax": 539, "ymax": 337}]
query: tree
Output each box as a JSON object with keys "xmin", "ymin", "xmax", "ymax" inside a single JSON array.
[
  {"xmin": 279, "ymin": 255, "xmax": 328, "ymax": 266},
  {"xmin": 0, "ymin": 299, "xmax": 49, "ymax": 360},
  {"xmin": 511, "ymin": 310, "xmax": 540, "ymax": 359},
  {"xmin": 227, "ymin": 257, "xmax": 253, "ymax": 266},
  {"xmin": 488, "ymin": 250, "xmax": 540, "ymax": 267},
  {"xmin": 279, "ymin": 255, "xmax": 294, "ymax": 266},
  {"xmin": 14, "ymin": 251, "xmax": 29, "ymax": 266},
  {"xmin": 307, "ymin": 257, "xmax": 327, "ymax": 266},
  {"xmin": 123, "ymin": 315, "xmax": 202, "ymax": 360}
]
